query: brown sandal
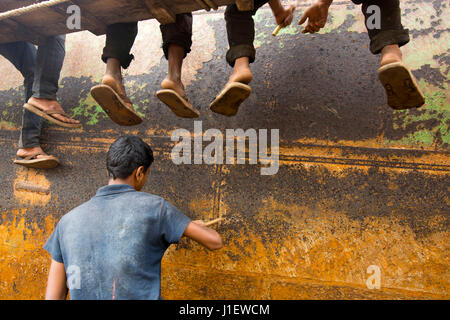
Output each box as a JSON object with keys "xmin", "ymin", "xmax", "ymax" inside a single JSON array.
[
  {"xmin": 24, "ymin": 103, "xmax": 82, "ymax": 128},
  {"xmin": 378, "ymin": 62, "xmax": 425, "ymax": 110},
  {"xmin": 210, "ymin": 82, "xmax": 251, "ymax": 117},
  {"xmin": 14, "ymin": 153, "xmax": 60, "ymax": 169},
  {"xmin": 90, "ymin": 84, "xmax": 143, "ymax": 126},
  {"xmin": 156, "ymin": 89, "xmax": 200, "ymax": 118}
]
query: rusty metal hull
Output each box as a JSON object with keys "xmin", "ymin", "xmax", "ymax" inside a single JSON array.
[{"xmin": 0, "ymin": 1, "xmax": 448, "ymax": 299}]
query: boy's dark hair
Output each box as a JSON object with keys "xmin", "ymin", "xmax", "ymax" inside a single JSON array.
[{"xmin": 107, "ymin": 136, "xmax": 154, "ymax": 179}]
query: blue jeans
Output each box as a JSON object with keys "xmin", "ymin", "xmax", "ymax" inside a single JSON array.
[{"xmin": 0, "ymin": 35, "xmax": 66, "ymax": 148}]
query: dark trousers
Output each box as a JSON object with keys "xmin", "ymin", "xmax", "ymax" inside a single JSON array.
[
  {"xmin": 355, "ymin": 0, "xmax": 409, "ymax": 54},
  {"xmin": 225, "ymin": 0, "xmax": 410, "ymax": 66},
  {"xmin": 0, "ymin": 35, "xmax": 66, "ymax": 148},
  {"xmin": 101, "ymin": 13, "xmax": 193, "ymax": 69}
]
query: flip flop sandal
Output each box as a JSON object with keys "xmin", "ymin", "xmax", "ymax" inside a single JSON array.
[
  {"xmin": 156, "ymin": 89, "xmax": 200, "ymax": 118},
  {"xmin": 210, "ymin": 82, "xmax": 251, "ymax": 117},
  {"xmin": 377, "ymin": 62, "xmax": 425, "ymax": 110},
  {"xmin": 14, "ymin": 154, "xmax": 60, "ymax": 169},
  {"xmin": 90, "ymin": 84, "xmax": 143, "ymax": 126},
  {"xmin": 24, "ymin": 103, "xmax": 82, "ymax": 128}
]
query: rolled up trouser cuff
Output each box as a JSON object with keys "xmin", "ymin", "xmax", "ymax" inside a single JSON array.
[
  {"xmin": 101, "ymin": 23, "xmax": 138, "ymax": 69},
  {"xmin": 369, "ymin": 29, "xmax": 410, "ymax": 54},
  {"xmin": 226, "ymin": 44, "xmax": 256, "ymax": 67},
  {"xmin": 101, "ymin": 52, "xmax": 135, "ymax": 69},
  {"xmin": 160, "ymin": 13, "xmax": 193, "ymax": 60},
  {"xmin": 161, "ymin": 37, "xmax": 192, "ymax": 60}
]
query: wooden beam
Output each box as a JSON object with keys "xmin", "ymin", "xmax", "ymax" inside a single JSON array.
[
  {"xmin": 0, "ymin": 22, "xmax": 29, "ymax": 44},
  {"xmin": 203, "ymin": 0, "xmax": 218, "ymax": 10},
  {"xmin": 144, "ymin": 0, "xmax": 176, "ymax": 25},
  {"xmin": 194, "ymin": 0, "xmax": 211, "ymax": 12},
  {"xmin": 236, "ymin": 0, "xmax": 254, "ymax": 11},
  {"xmin": 69, "ymin": 0, "xmax": 107, "ymax": 35},
  {"xmin": 47, "ymin": 1, "xmax": 106, "ymax": 35},
  {"xmin": 0, "ymin": 19, "xmax": 45, "ymax": 45}
]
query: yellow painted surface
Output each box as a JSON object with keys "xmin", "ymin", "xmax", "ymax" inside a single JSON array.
[{"xmin": 0, "ymin": 211, "xmax": 54, "ymax": 300}]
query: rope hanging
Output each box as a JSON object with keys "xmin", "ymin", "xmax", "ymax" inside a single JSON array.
[{"xmin": 0, "ymin": 0, "xmax": 70, "ymax": 22}]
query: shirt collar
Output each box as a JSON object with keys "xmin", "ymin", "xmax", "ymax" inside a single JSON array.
[{"xmin": 95, "ymin": 184, "xmax": 136, "ymax": 197}]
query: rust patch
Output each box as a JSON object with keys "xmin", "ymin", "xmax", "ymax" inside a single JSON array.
[
  {"xmin": 0, "ymin": 211, "xmax": 55, "ymax": 300},
  {"xmin": 13, "ymin": 168, "xmax": 51, "ymax": 206}
]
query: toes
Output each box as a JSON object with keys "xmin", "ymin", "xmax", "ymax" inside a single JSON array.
[{"xmin": 54, "ymin": 114, "xmax": 79, "ymax": 124}]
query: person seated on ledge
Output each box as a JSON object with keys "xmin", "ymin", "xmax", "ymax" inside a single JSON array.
[
  {"xmin": 90, "ymin": 14, "xmax": 199, "ymax": 126},
  {"xmin": 0, "ymin": 35, "xmax": 81, "ymax": 169},
  {"xmin": 44, "ymin": 135, "xmax": 223, "ymax": 300},
  {"xmin": 210, "ymin": 0, "xmax": 295, "ymax": 117},
  {"xmin": 298, "ymin": 0, "xmax": 425, "ymax": 110}
]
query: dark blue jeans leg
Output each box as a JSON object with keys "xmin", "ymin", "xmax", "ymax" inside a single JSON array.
[
  {"xmin": 32, "ymin": 35, "xmax": 66, "ymax": 100},
  {"xmin": 0, "ymin": 41, "xmax": 42, "ymax": 148}
]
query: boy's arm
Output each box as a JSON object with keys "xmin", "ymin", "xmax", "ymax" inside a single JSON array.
[
  {"xmin": 299, "ymin": 0, "xmax": 333, "ymax": 34},
  {"xmin": 269, "ymin": 0, "xmax": 296, "ymax": 27},
  {"xmin": 45, "ymin": 259, "xmax": 68, "ymax": 300},
  {"xmin": 183, "ymin": 220, "xmax": 223, "ymax": 250}
]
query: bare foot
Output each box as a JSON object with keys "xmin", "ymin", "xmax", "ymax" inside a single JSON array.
[
  {"xmin": 17, "ymin": 146, "xmax": 48, "ymax": 159},
  {"xmin": 380, "ymin": 44, "xmax": 403, "ymax": 67},
  {"xmin": 161, "ymin": 77, "xmax": 186, "ymax": 98},
  {"xmin": 226, "ymin": 57, "xmax": 253, "ymax": 87},
  {"xmin": 27, "ymin": 97, "xmax": 80, "ymax": 125}
]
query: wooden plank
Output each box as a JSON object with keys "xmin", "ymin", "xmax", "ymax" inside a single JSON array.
[
  {"xmin": 0, "ymin": 22, "xmax": 33, "ymax": 44},
  {"xmin": 143, "ymin": 0, "xmax": 176, "ymax": 25},
  {"xmin": 194, "ymin": 0, "xmax": 211, "ymax": 12},
  {"xmin": 236, "ymin": 0, "xmax": 254, "ymax": 11},
  {"xmin": 47, "ymin": 2, "xmax": 106, "ymax": 35},
  {"xmin": 69, "ymin": 0, "xmax": 107, "ymax": 35},
  {"xmin": 0, "ymin": 0, "xmax": 239, "ymax": 44},
  {"xmin": 0, "ymin": 19, "xmax": 44, "ymax": 45},
  {"xmin": 204, "ymin": 0, "xmax": 219, "ymax": 10}
]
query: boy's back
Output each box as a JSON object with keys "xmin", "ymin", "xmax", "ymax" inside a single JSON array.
[
  {"xmin": 44, "ymin": 184, "xmax": 190, "ymax": 300},
  {"xmin": 44, "ymin": 136, "xmax": 222, "ymax": 300}
]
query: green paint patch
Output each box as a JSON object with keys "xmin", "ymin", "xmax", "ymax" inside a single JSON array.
[
  {"xmin": 318, "ymin": 11, "xmax": 349, "ymax": 34},
  {"xmin": 72, "ymin": 95, "xmax": 107, "ymax": 126},
  {"xmin": 253, "ymin": 8, "xmax": 354, "ymax": 49},
  {"xmin": 254, "ymin": 10, "xmax": 302, "ymax": 49},
  {"xmin": 386, "ymin": 80, "xmax": 449, "ymax": 148},
  {"xmin": 403, "ymin": 33, "xmax": 450, "ymax": 71}
]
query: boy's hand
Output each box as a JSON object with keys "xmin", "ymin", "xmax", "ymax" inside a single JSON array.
[
  {"xmin": 298, "ymin": 0, "xmax": 332, "ymax": 34},
  {"xmin": 274, "ymin": 5, "xmax": 296, "ymax": 27}
]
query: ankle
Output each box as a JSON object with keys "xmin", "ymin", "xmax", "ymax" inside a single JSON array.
[
  {"xmin": 381, "ymin": 45, "xmax": 403, "ymax": 66},
  {"xmin": 164, "ymin": 74, "xmax": 182, "ymax": 84},
  {"xmin": 105, "ymin": 58, "xmax": 123, "ymax": 79},
  {"xmin": 234, "ymin": 57, "xmax": 250, "ymax": 70}
]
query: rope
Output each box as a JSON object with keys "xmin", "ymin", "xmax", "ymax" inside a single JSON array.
[{"xmin": 0, "ymin": 0, "xmax": 70, "ymax": 22}]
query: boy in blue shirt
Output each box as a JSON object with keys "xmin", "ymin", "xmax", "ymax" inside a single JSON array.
[{"xmin": 44, "ymin": 135, "xmax": 222, "ymax": 300}]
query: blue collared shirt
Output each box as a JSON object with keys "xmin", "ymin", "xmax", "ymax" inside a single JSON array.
[{"xmin": 44, "ymin": 184, "xmax": 191, "ymax": 300}]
